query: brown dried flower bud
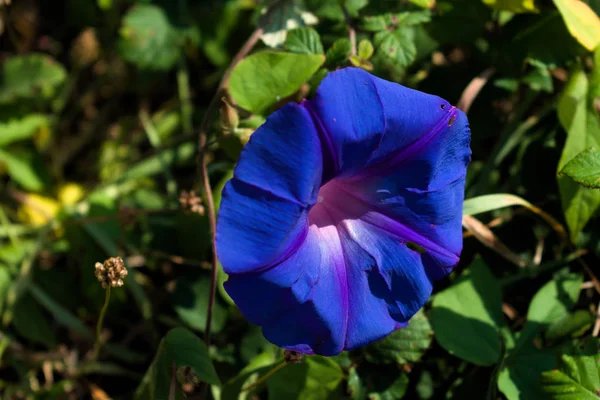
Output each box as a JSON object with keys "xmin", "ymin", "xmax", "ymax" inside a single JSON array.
[
  {"xmin": 283, "ymin": 350, "xmax": 303, "ymax": 364},
  {"xmin": 71, "ymin": 28, "xmax": 100, "ymax": 68},
  {"xmin": 179, "ymin": 190, "xmax": 205, "ymax": 215},
  {"xmin": 220, "ymin": 97, "xmax": 239, "ymax": 135},
  {"xmin": 94, "ymin": 257, "xmax": 128, "ymax": 289}
]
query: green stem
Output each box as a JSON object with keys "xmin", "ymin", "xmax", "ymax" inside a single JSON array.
[
  {"xmin": 177, "ymin": 61, "xmax": 194, "ymax": 136},
  {"xmin": 92, "ymin": 286, "xmax": 112, "ymax": 360},
  {"xmin": 241, "ymin": 361, "xmax": 288, "ymax": 393}
]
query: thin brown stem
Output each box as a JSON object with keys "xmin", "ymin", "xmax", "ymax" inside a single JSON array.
[
  {"xmin": 341, "ymin": 6, "xmax": 357, "ymax": 56},
  {"xmin": 199, "ymin": 28, "xmax": 263, "ymax": 348}
]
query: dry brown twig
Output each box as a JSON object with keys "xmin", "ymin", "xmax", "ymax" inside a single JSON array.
[
  {"xmin": 196, "ymin": 27, "xmax": 263, "ymax": 349},
  {"xmin": 457, "ymin": 67, "xmax": 496, "ymax": 114}
]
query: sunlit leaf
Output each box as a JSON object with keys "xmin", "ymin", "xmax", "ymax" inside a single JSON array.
[
  {"xmin": 559, "ymin": 148, "xmax": 600, "ymax": 188},
  {"xmin": 229, "ymin": 51, "xmax": 325, "ymax": 114},
  {"xmin": 557, "ymin": 58, "xmax": 600, "ymax": 241},
  {"xmin": 553, "ymin": 0, "xmax": 600, "ymax": 50},
  {"xmin": 0, "ymin": 54, "xmax": 67, "ymax": 104}
]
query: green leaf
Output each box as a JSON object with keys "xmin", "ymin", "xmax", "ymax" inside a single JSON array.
[
  {"xmin": 170, "ymin": 276, "xmax": 228, "ymax": 333},
  {"xmin": 358, "ymin": 39, "xmax": 374, "ymax": 59},
  {"xmin": 348, "ymin": 365, "xmax": 409, "ymax": 400},
  {"xmin": 28, "ymin": 283, "xmax": 94, "ymax": 339},
  {"xmin": 229, "ymin": 52, "xmax": 325, "ymax": 114},
  {"xmin": 483, "ymin": 0, "xmax": 538, "ymax": 13},
  {"xmin": 429, "ymin": 258, "xmax": 505, "ymax": 365},
  {"xmin": 527, "ymin": 273, "xmax": 582, "ymax": 324},
  {"xmin": 553, "ymin": 0, "xmax": 600, "ymax": 50},
  {"xmin": 268, "ymin": 356, "xmax": 343, "ymax": 399},
  {"xmin": 258, "ymin": 0, "xmax": 318, "ymax": 48},
  {"xmin": 135, "ymin": 327, "xmax": 220, "ymax": 399},
  {"xmin": 362, "ymin": 310, "xmax": 432, "ymax": 364},
  {"xmin": 408, "ymin": 0, "xmax": 436, "ymax": 8},
  {"xmin": 0, "ymin": 54, "xmax": 67, "ymax": 104},
  {"xmin": 118, "ymin": 142, "xmax": 196, "ymax": 183},
  {"xmin": 360, "ymin": 12, "xmax": 431, "ymax": 31},
  {"xmin": 559, "ymin": 148, "xmax": 600, "ymax": 188},
  {"xmin": 0, "ymin": 114, "xmax": 51, "ymax": 147},
  {"xmin": 374, "ymin": 28, "xmax": 417, "ymax": 68},
  {"xmin": 515, "ymin": 273, "xmax": 582, "ymax": 350},
  {"xmin": 118, "ymin": 5, "xmax": 183, "ymax": 70},
  {"xmin": 464, "ymin": 193, "xmax": 540, "ymax": 215},
  {"xmin": 499, "ymin": 343, "xmax": 556, "ymax": 400},
  {"xmin": 285, "ymin": 28, "xmax": 324, "ymax": 54},
  {"xmin": 220, "ymin": 351, "xmax": 278, "ymax": 400},
  {"xmin": 13, "ymin": 294, "xmax": 56, "ymax": 347},
  {"xmin": 557, "ymin": 55, "xmax": 600, "ymax": 241},
  {"xmin": 0, "ymin": 148, "xmax": 49, "ymax": 191},
  {"xmin": 541, "ymin": 339, "xmax": 600, "ymax": 399},
  {"xmin": 165, "ymin": 328, "xmax": 221, "ymax": 384},
  {"xmin": 545, "ymin": 310, "xmax": 595, "ymax": 341},
  {"xmin": 325, "ymin": 38, "xmax": 351, "ymax": 67}
]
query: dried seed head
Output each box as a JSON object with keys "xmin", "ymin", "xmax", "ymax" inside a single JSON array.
[
  {"xmin": 94, "ymin": 257, "xmax": 128, "ymax": 289},
  {"xmin": 71, "ymin": 28, "xmax": 100, "ymax": 68},
  {"xmin": 179, "ymin": 190, "xmax": 205, "ymax": 215},
  {"xmin": 283, "ymin": 350, "xmax": 303, "ymax": 364}
]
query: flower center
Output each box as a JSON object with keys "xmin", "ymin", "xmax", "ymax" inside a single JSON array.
[{"xmin": 308, "ymin": 179, "xmax": 364, "ymax": 229}]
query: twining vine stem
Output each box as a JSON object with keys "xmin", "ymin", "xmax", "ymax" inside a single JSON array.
[{"xmin": 197, "ymin": 28, "xmax": 264, "ymax": 348}]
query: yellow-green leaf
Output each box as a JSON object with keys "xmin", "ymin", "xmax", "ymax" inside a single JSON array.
[
  {"xmin": 553, "ymin": 0, "xmax": 600, "ymax": 50},
  {"xmin": 483, "ymin": 0, "xmax": 538, "ymax": 13}
]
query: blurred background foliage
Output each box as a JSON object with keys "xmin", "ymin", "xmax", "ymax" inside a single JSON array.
[{"xmin": 0, "ymin": 0, "xmax": 600, "ymax": 399}]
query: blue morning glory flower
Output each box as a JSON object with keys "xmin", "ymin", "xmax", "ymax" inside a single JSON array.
[{"xmin": 216, "ymin": 67, "xmax": 471, "ymax": 356}]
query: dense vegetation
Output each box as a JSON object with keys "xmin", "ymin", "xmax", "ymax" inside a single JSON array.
[{"xmin": 1, "ymin": 0, "xmax": 600, "ymax": 399}]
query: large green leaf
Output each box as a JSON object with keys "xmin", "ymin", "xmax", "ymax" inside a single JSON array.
[
  {"xmin": 429, "ymin": 258, "xmax": 505, "ymax": 365},
  {"xmin": 267, "ymin": 356, "xmax": 343, "ymax": 399},
  {"xmin": 229, "ymin": 51, "xmax": 325, "ymax": 114},
  {"xmin": 541, "ymin": 339, "xmax": 600, "ymax": 399},
  {"xmin": 0, "ymin": 54, "xmax": 67, "ymax": 104},
  {"xmin": 135, "ymin": 328, "xmax": 220, "ymax": 400},
  {"xmin": 557, "ymin": 54, "xmax": 600, "ymax": 242},
  {"xmin": 362, "ymin": 310, "xmax": 432, "ymax": 364},
  {"xmin": 559, "ymin": 148, "xmax": 600, "ymax": 188}
]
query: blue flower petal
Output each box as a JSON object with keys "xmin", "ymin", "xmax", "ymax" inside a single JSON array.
[
  {"xmin": 226, "ymin": 225, "xmax": 348, "ymax": 356},
  {"xmin": 347, "ymin": 109, "xmax": 471, "ymax": 274},
  {"xmin": 216, "ymin": 103, "xmax": 323, "ymax": 273},
  {"xmin": 306, "ymin": 67, "xmax": 454, "ymax": 178}
]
